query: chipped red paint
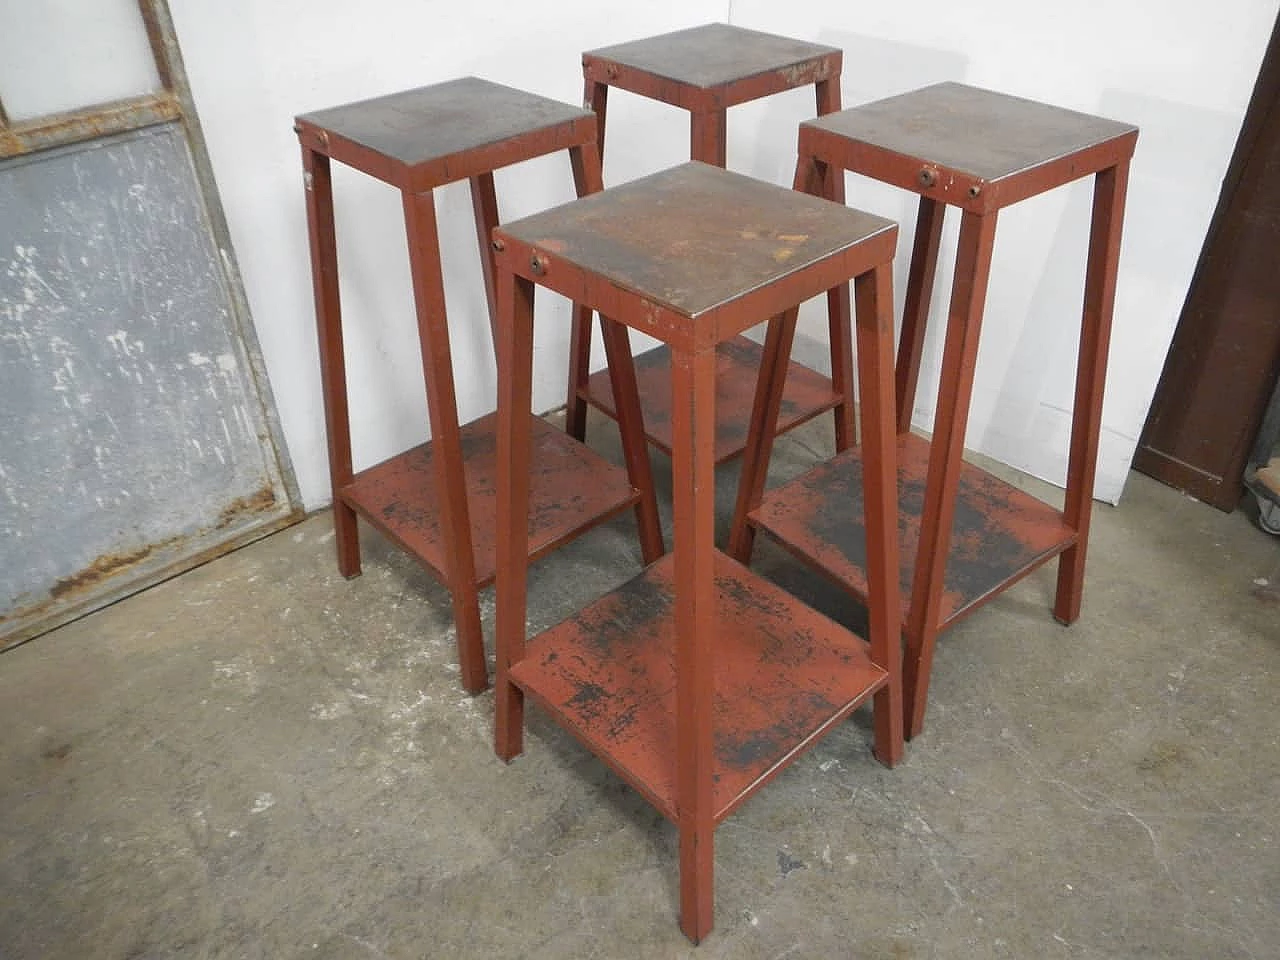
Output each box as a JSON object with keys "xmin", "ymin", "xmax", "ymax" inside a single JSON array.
[
  {"xmin": 510, "ymin": 553, "xmax": 888, "ymax": 823},
  {"xmin": 340, "ymin": 414, "xmax": 639, "ymax": 590},
  {"xmin": 582, "ymin": 335, "xmax": 839, "ymax": 464}
]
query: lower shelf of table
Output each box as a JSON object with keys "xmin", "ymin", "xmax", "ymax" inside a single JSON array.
[
  {"xmin": 583, "ymin": 335, "xmax": 841, "ymax": 465},
  {"xmin": 339, "ymin": 412, "xmax": 640, "ymax": 588},
  {"xmin": 749, "ymin": 432, "xmax": 1077, "ymax": 630},
  {"xmin": 509, "ymin": 551, "xmax": 888, "ymax": 824}
]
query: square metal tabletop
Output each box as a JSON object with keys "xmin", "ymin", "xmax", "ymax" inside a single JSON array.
[
  {"xmin": 497, "ymin": 161, "xmax": 894, "ymax": 320},
  {"xmin": 806, "ymin": 82, "xmax": 1137, "ymax": 185},
  {"xmin": 584, "ymin": 23, "xmax": 838, "ymax": 91},
  {"xmin": 295, "ymin": 76, "xmax": 591, "ymax": 171}
]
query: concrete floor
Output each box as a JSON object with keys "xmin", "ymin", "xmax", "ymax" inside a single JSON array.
[{"xmin": 2, "ymin": 413, "xmax": 1277, "ymax": 959}]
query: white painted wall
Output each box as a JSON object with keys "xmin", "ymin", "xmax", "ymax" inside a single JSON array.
[
  {"xmin": 0, "ymin": 0, "xmax": 161, "ymax": 122},
  {"xmin": 170, "ymin": 0, "xmax": 1277, "ymax": 509}
]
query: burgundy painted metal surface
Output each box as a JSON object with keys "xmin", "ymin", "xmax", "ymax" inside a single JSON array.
[
  {"xmin": 896, "ymin": 197, "xmax": 946, "ymax": 433},
  {"xmin": 568, "ymin": 24, "xmax": 853, "ymax": 464},
  {"xmin": 297, "ymin": 78, "xmax": 662, "ymax": 695},
  {"xmin": 510, "ymin": 553, "xmax": 888, "ymax": 822},
  {"xmin": 583, "ymin": 335, "xmax": 839, "ymax": 464},
  {"xmin": 749, "ymin": 433, "xmax": 1077, "ymax": 623},
  {"xmin": 493, "ymin": 161, "xmax": 901, "ymax": 943},
  {"xmin": 746, "ymin": 83, "xmax": 1137, "ymax": 738},
  {"xmin": 340, "ymin": 414, "xmax": 640, "ymax": 589}
]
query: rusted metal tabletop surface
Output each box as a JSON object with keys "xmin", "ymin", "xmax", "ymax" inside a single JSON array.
[
  {"xmin": 584, "ymin": 334, "xmax": 839, "ymax": 464},
  {"xmin": 584, "ymin": 22, "xmax": 838, "ymax": 95},
  {"xmin": 498, "ymin": 161, "xmax": 894, "ymax": 330},
  {"xmin": 295, "ymin": 77, "xmax": 595, "ymax": 189},
  {"xmin": 803, "ymin": 82, "xmax": 1138, "ymax": 209}
]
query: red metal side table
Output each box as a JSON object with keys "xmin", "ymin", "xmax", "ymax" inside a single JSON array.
[
  {"xmin": 566, "ymin": 23, "xmax": 861, "ymax": 463},
  {"xmin": 492, "ymin": 161, "xmax": 903, "ymax": 943},
  {"xmin": 731, "ymin": 82, "xmax": 1139, "ymax": 737},
  {"xmin": 295, "ymin": 77, "xmax": 663, "ymax": 695}
]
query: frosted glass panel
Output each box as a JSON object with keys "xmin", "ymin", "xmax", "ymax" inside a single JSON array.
[{"xmin": 0, "ymin": 0, "xmax": 162, "ymax": 123}]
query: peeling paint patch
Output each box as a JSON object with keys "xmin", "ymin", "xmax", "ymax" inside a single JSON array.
[{"xmin": 2, "ymin": 124, "xmax": 290, "ymax": 643}]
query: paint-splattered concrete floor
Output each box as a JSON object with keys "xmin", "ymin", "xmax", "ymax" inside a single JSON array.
[{"xmin": 1, "ymin": 414, "xmax": 1277, "ymax": 959}]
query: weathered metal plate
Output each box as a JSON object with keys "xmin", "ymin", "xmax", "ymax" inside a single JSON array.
[
  {"xmin": 584, "ymin": 22, "xmax": 837, "ymax": 90},
  {"xmin": 806, "ymin": 82, "xmax": 1137, "ymax": 185},
  {"xmin": 499, "ymin": 162, "xmax": 895, "ymax": 321},
  {"xmin": 295, "ymin": 77, "xmax": 592, "ymax": 173},
  {"xmin": 584, "ymin": 335, "xmax": 839, "ymax": 464},
  {"xmin": 510, "ymin": 551, "xmax": 887, "ymax": 824},
  {"xmin": 0, "ymin": 93, "xmax": 181, "ymax": 160},
  {"xmin": 0, "ymin": 125, "xmax": 297, "ymax": 646},
  {"xmin": 750, "ymin": 433, "xmax": 1077, "ymax": 628},
  {"xmin": 341, "ymin": 413, "xmax": 639, "ymax": 589}
]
